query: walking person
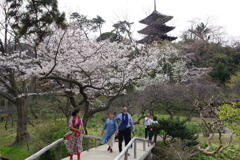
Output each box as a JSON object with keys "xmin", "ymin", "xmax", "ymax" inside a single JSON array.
[
  {"xmin": 145, "ymin": 114, "xmax": 151, "ymax": 140},
  {"xmin": 101, "ymin": 112, "xmax": 118, "ymax": 153},
  {"xmin": 113, "ymin": 107, "xmax": 135, "ymax": 155},
  {"xmin": 149, "ymin": 116, "xmax": 158, "ymax": 142},
  {"xmin": 64, "ymin": 109, "xmax": 85, "ymax": 160}
]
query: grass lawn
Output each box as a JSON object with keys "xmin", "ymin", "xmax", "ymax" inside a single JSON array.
[{"xmin": 0, "ymin": 122, "xmax": 36, "ymax": 160}]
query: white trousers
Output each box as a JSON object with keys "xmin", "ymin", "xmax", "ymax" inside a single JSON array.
[{"xmin": 107, "ymin": 134, "xmax": 115, "ymax": 148}]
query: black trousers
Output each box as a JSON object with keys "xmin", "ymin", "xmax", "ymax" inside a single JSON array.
[
  {"xmin": 118, "ymin": 128, "xmax": 131, "ymax": 152},
  {"xmin": 149, "ymin": 131, "xmax": 153, "ymax": 141},
  {"xmin": 145, "ymin": 127, "xmax": 150, "ymax": 139}
]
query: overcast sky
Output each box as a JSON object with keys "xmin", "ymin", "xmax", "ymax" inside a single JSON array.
[{"xmin": 58, "ymin": 0, "xmax": 240, "ymax": 41}]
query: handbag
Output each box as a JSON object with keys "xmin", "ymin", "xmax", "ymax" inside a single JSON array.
[
  {"xmin": 64, "ymin": 117, "xmax": 82, "ymax": 139},
  {"xmin": 64, "ymin": 130, "xmax": 75, "ymax": 140}
]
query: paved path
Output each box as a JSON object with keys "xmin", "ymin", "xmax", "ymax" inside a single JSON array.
[
  {"xmin": 62, "ymin": 128, "xmax": 234, "ymax": 160},
  {"xmin": 62, "ymin": 140, "xmax": 150, "ymax": 160}
]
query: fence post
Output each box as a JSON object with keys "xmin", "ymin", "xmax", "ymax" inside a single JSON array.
[
  {"xmin": 58, "ymin": 142, "xmax": 62, "ymax": 160},
  {"xmin": 87, "ymin": 138, "xmax": 90, "ymax": 151},
  {"xmin": 95, "ymin": 139, "xmax": 98, "ymax": 148},
  {"xmin": 124, "ymin": 150, "xmax": 128, "ymax": 160},
  {"xmin": 143, "ymin": 141, "xmax": 146, "ymax": 151},
  {"xmin": 134, "ymin": 140, "xmax": 137, "ymax": 158}
]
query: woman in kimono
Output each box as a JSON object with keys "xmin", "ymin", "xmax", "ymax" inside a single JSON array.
[
  {"xmin": 101, "ymin": 112, "xmax": 118, "ymax": 153},
  {"xmin": 65, "ymin": 109, "xmax": 85, "ymax": 160}
]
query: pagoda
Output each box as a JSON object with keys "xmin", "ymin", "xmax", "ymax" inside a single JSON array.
[{"xmin": 137, "ymin": 0, "xmax": 177, "ymax": 44}]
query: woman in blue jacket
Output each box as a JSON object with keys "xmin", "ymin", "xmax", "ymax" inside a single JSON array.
[{"xmin": 101, "ymin": 112, "xmax": 118, "ymax": 153}]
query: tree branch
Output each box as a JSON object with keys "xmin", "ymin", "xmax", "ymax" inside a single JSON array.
[
  {"xmin": 40, "ymin": 29, "xmax": 67, "ymax": 80},
  {"xmin": 0, "ymin": 91, "xmax": 16, "ymax": 104}
]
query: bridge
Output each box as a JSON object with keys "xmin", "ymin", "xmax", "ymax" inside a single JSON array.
[{"xmin": 25, "ymin": 135, "xmax": 155, "ymax": 160}]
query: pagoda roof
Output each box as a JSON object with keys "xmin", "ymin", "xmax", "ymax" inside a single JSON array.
[
  {"xmin": 137, "ymin": 34, "xmax": 177, "ymax": 44},
  {"xmin": 139, "ymin": 10, "xmax": 173, "ymax": 26},
  {"xmin": 138, "ymin": 25, "xmax": 175, "ymax": 35}
]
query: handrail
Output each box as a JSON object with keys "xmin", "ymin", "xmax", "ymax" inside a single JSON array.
[
  {"xmin": 114, "ymin": 137, "xmax": 155, "ymax": 160},
  {"xmin": 25, "ymin": 138, "xmax": 64, "ymax": 160},
  {"xmin": 139, "ymin": 143, "xmax": 155, "ymax": 160},
  {"xmin": 25, "ymin": 135, "xmax": 102, "ymax": 160}
]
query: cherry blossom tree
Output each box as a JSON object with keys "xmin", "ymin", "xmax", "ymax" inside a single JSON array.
[
  {"xmin": 0, "ymin": 0, "xmax": 66, "ymax": 143},
  {"xmin": 26, "ymin": 20, "xmax": 188, "ymax": 133}
]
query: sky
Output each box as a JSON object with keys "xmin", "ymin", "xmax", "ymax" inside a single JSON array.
[{"xmin": 57, "ymin": 0, "xmax": 240, "ymax": 42}]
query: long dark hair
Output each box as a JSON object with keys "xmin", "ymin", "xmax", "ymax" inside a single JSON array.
[
  {"xmin": 72, "ymin": 109, "xmax": 80, "ymax": 116},
  {"xmin": 153, "ymin": 116, "xmax": 157, "ymax": 121}
]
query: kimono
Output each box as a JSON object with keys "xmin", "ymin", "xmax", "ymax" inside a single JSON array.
[
  {"xmin": 101, "ymin": 118, "xmax": 118, "ymax": 147},
  {"xmin": 64, "ymin": 116, "xmax": 84, "ymax": 155}
]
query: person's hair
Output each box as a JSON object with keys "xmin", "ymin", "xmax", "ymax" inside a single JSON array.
[
  {"xmin": 72, "ymin": 109, "xmax": 80, "ymax": 116},
  {"xmin": 153, "ymin": 116, "xmax": 157, "ymax": 121}
]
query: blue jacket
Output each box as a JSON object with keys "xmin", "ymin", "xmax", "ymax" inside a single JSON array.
[
  {"xmin": 101, "ymin": 118, "xmax": 118, "ymax": 144},
  {"xmin": 113, "ymin": 113, "xmax": 135, "ymax": 131}
]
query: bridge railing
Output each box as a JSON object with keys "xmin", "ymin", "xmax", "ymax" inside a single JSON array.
[
  {"xmin": 114, "ymin": 137, "xmax": 155, "ymax": 160},
  {"xmin": 25, "ymin": 135, "xmax": 102, "ymax": 160}
]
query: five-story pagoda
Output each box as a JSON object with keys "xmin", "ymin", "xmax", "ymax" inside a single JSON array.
[{"xmin": 137, "ymin": 0, "xmax": 177, "ymax": 44}]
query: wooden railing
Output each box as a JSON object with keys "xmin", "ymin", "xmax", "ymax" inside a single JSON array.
[
  {"xmin": 25, "ymin": 135, "xmax": 102, "ymax": 160},
  {"xmin": 114, "ymin": 137, "xmax": 155, "ymax": 160}
]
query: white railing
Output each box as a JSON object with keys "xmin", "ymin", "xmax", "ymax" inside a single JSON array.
[
  {"xmin": 25, "ymin": 135, "xmax": 102, "ymax": 160},
  {"xmin": 114, "ymin": 137, "xmax": 155, "ymax": 160}
]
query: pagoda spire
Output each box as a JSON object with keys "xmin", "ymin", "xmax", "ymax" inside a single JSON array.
[{"xmin": 154, "ymin": 0, "xmax": 156, "ymax": 11}]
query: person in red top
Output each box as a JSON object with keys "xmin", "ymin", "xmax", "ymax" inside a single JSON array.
[{"xmin": 65, "ymin": 109, "xmax": 85, "ymax": 160}]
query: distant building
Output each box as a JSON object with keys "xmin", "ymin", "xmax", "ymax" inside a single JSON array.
[{"xmin": 137, "ymin": 8, "xmax": 177, "ymax": 44}]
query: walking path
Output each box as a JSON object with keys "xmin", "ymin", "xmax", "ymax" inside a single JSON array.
[
  {"xmin": 62, "ymin": 128, "xmax": 234, "ymax": 160},
  {"xmin": 62, "ymin": 140, "xmax": 150, "ymax": 160}
]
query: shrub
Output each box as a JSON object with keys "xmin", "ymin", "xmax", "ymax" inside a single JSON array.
[
  {"xmin": 39, "ymin": 149, "xmax": 55, "ymax": 160},
  {"xmin": 164, "ymin": 140, "xmax": 199, "ymax": 160},
  {"xmin": 32, "ymin": 120, "xmax": 70, "ymax": 158},
  {"xmin": 33, "ymin": 120, "xmax": 101, "ymax": 159},
  {"xmin": 151, "ymin": 117, "xmax": 199, "ymax": 146},
  {"xmin": 219, "ymin": 102, "xmax": 240, "ymax": 139},
  {"xmin": 191, "ymin": 143, "xmax": 240, "ymax": 160}
]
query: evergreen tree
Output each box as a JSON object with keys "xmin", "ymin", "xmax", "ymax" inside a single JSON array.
[
  {"xmin": 151, "ymin": 117, "xmax": 199, "ymax": 146},
  {"xmin": 92, "ymin": 15, "xmax": 105, "ymax": 35},
  {"xmin": 9, "ymin": 0, "xmax": 67, "ymax": 57}
]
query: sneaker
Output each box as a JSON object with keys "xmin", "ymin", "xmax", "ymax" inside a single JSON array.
[
  {"xmin": 110, "ymin": 149, "xmax": 113, "ymax": 153},
  {"xmin": 107, "ymin": 146, "xmax": 110, "ymax": 151}
]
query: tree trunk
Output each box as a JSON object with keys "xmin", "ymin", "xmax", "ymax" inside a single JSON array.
[
  {"xmin": 30, "ymin": 104, "xmax": 38, "ymax": 119},
  {"xmin": 187, "ymin": 113, "xmax": 193, "ymax": 122},
  {"xmin": 83, "ymin": 114, "xmax": 89, "ymax": 135},
  {"xmin": 134, "ymin": 115, "xmax": 145, "ymax": 125},
  {"xmin": 187, "ymin": 106, "xmax": 195, "ymax": 122},
  {"xmin": 10, "ymin": 114, "xmax": 14, "ymax": 127},
  {"xmin": 82, "ymin": 99, "xmax": 90, "ymax": 135},
  {"xmin": 54, "ymin": 108, "xmax": 56, "ymax": 124},
  {"xmin": 5, "ymin": 117, "xmax": 8, "ymax": 130},
  {"xmin": 15, "ymin": 102, "xmax": 29, "ymax": 143},
  {"xmin": 66, "ymin": 116, "xmax": 70, "ymax": 127},
  {"xmin": 163, "ymin": 134, "xmax": 167, "ymax": 145},
  {"xmin": 166, "ymin": 108, "xmax": 174, "ymax": 120}
]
